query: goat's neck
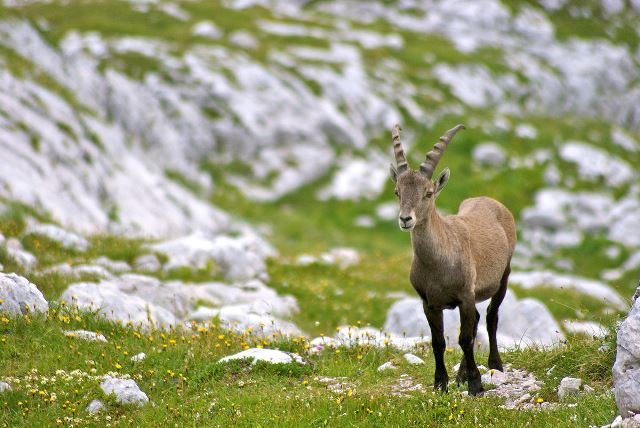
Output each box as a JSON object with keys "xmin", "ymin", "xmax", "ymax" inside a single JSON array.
[{"xmin": 410, "ymin": 205, "xmax": 450, "ymax": 265}]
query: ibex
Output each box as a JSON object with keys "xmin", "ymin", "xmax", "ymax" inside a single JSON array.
[{"xmin": 389, "ymin": 124, "xmax": 516, "ymax": 396}]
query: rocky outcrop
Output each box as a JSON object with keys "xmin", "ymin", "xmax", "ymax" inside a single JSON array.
[
  {"xmin": 613, "ymin": 286, "xmax": 640, "ymax": 419},
  {"xmin": 58, "ymin": 271, "xmax": 300, "ymax": 334},
  {"xmin": 60, "ymin": 281, "xmax": 177, "ymax": 330}
]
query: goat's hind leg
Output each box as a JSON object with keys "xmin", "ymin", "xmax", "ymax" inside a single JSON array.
[
  {"xmin": 456, "ymin": 308, "xmax": 480, "ymax": 384},
  {"xmin": 424, "ymin": 302, "xmax": 448, "ymax": 392},
  {"xmin": 459, "ymin": 300, "xmax": 483, "ymax": 395},
  {"xmin": 486, "ymin": 262, "xmax": 510, "ymax": 371}
]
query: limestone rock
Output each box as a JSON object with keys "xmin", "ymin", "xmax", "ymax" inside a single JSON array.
[
  {"xmin": 4, "ymin": 238, "xmax": 37, "ymax": 270},
  {"xmin": 133, "ymin": 254, "xmax": 162, "ymax": 273},
  {"xmin": 472, "ymin": 142, "xmax": 507, "ymax": 167},
  {"xmin": 101, "ymin": 376, "xmax": 148, "ymax": 406},
  {"xmin": 377, "ymin": 362, "xmax": 398, "ymax": 372},
  {"xmin": 558, "ymin": 377, "xmax": 582, "ymax": 399},
  {"xmin": 93, "ymin": 257, "xmax": 131, "ymax": 274},
  {"xmin": 403, "ymin": 353, "xmax": 425, "ymax": 365},
  {"xmin": 64, "ymin": 330, "xmax": 108, "ymax": 342},
  {"xmin": 613, "ymin": 286, "xmax": 640, "ymax": 418},
  {"xmin": 218, "ymin": 348, "xmax": 305, "ymax": 365},
  {"xmin": 151, "ymin": 231, "xmax": 275, "ymax": 281},
  {"xmin": 25, "ymin": 223, "xmax": 89, "ymax": 252},
  {"xmin": 86, "ymin": 399, "xmax": 104, "ymax": 414},
  {"xmin": 0, "ymin": 272, "xmax": 48, "ymax": 316},
  {"xmin": 60, "ymin": 282, "xmax": 176, "ymax": 330},
  {"xmin": 482, "ymin": 369, "xmax": 508, "ymax": 386},
  {"xmin": 0, "ymin": 381, "xmax": 11, "ymax": 393}
]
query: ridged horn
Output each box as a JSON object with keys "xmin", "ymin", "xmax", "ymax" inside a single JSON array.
[
  {"xmin": 392, "ymin": 124, "xmax": 408, "ymax": 174},
  {"xmin": 419, "ymin": 124, "xmax": 465, "ymax": 179}
]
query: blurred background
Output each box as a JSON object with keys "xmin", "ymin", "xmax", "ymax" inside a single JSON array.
[{"xmin": 0, "ymin": 0, "xmax": 639, "ymax": 338}]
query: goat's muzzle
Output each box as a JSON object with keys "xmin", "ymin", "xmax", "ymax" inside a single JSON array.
[{"xmin": 398, "ymin": 214, "xmax": 415, "ymax": 231}]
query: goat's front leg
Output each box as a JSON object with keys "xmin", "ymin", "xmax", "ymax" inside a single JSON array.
[
  {"xmin": 459, "ymin": 301, "xmax": 483, "ymax": 396},
  {"xmin": 423, "ymin": 301, "xmax": 448, "ymax": 392},
  {"xmin": 456, "ymin": 308, "xmax": 480, "ymax": 384}
]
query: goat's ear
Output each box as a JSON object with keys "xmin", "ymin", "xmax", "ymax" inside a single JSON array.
[
  {"xmin": 390, "ymin": 163, "xmax": 398, "ymax": 183},
  {"xmin": 435, "ymin": 167, "xmax": 450, "ymax": 195}
]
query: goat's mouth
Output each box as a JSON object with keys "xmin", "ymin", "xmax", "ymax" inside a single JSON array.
[{"xmin": 399, "ymin": 222, "xmax": 415, "ymax": 232}]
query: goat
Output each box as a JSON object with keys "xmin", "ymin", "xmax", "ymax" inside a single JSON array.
[{"xmin": 389, "ymin": 124, "xmax": 516, "ymax": 395}]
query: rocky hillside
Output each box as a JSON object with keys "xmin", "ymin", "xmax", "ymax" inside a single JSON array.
[{"xmin": 1, "ymin": 0, "xmax": 640, "ymax": 425}]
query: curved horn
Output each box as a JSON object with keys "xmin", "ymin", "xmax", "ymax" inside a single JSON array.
[
  {"xmin": 392, "ymin": 124, "xmax": 409, "ymax": 173},
  {"xmin": 420, "ymin": 124, "xmax": 465, "ymax": 179}
]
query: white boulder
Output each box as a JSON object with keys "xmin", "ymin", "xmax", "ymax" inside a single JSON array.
[
  {"xmin": 509, "ymin": 270, "xmax": 627, "ymax": 310},
  {"xmin": 472, "ymin": 142, "xmax": 507, "ymax": 167},
  {"xmin": 0, "ymin": 381, "xmax": 11, "ymax": 393},
  {"xmin": 377, "ymin": 361, "xmax": 397, "ymax": 372},
  {"xmin": 60, "ymin": 282, "xmax": 176, "ymax": 329},
  {"xmin": 150, "ymin": 231, "xmax": 275, "ymax": 281},
  {"xmin": 25, "ymin": 223, "xmax": 89, "ymax": 252},
  {"xmin": 64, "ymin": 330, "xmax": 108, "ymax": 342},
  {"xmin": 562, "ymin": 320, "xmax": 608, "ymax": 338},
  {"xmin": 309, "ymin": 326, "xmax": 428, "ymax": 352},
  {"xmin": 218, "ymin": 348, "xmax": 305, "ymax": 365},
  {"xmin": 0, "ymin": 272, "xmax": 48, "ymax": 316},
  {"xmin": 559, "ymin": 142, "xmax": 634, "ymax": 187},
  {"xmin": 4, "ymin": 238, "xmax": 37, "ymax": 270},
  {"xmin": 481, "ymin": 369, "xmax": 508, "ymax": 386},
  {"xmin": 295, "ymin": 247, "xmax": 360, "ymax": 270},
  {"xmin": 613, "ymin": 287, "xmax": 640, "ymax": 419},
  {"xmin": 317, "ymin": 153, "xmax": 388, "ymax": 201},
  {"xmin": 197, "ymin": 304, "xmax": 303, "ymax": 338},
  {"xmin": 43, "ymin": 263, "xmax": 113, "ymax": 280},
  {"xmin": 100, "ymin": 376, "xmax": 148, "ymax": 406},
  {"xmin": 403, "ymin": 353, "xmax": 425, "ymax": 365},
  {"xmin": 93, "ymin": 257, "xmax": 131, "ymax": 274},
  {"xmin": 86, "ymin": 399, "xmax": 104, "ymax": 414},
  {"xmin": 192, "ymin": 21, "xmax": 221, "ymax": 39},
  {"xmin": 133, "ymin": 254, "xmax": 162, "ymax": 272}
]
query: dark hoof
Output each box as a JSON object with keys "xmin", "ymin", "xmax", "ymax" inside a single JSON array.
[
  {"xmin": 468, "ymin": 378, "xmax": 484, "ymax": 396},
  {"xmin": 434, "ymin": 377, "xmax": 449, "ymax": 393},
  {"xmin": 468, "ymin": 387, "xmax": 485, "ymax": 396}
]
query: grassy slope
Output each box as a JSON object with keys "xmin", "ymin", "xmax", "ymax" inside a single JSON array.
[{"xmin": 0, "ymin": 308, "xmax": 618, "ymax": 427}]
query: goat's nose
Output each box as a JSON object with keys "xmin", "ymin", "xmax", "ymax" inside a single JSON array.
[{"xmin": 399, "ymin": 215, "xmax": 413, "ymax": 224}]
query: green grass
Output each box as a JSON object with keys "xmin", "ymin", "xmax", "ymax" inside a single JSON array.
[{"xmin": 0, "ymin": 308, "xmax": 619, "ymax": 427}]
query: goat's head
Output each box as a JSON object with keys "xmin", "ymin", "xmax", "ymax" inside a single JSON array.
[{"xmin": 389, "ymin": 124, "xmax": 465, "ymax": 232}]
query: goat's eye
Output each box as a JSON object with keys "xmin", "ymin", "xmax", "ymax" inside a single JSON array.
[
  {"xmin": 425, "ymin": 191, "xmax": 434, "ymax": 198},
  {"xmin": 394, "ymin": 189, "xmax": 399, "ymax": 198}
]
